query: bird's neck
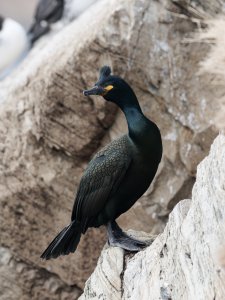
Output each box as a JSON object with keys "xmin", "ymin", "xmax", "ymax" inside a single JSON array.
[
  {"xmin": 115, "ymin": 89, "xmax": 142, "ymax": 117},
  {"xmin": 116, "ymin": 93, "xmax": 153, "ymax": 144},
  {"xmin": 122, "ymin": 101, "xmax": 162, "ymax": 164}
]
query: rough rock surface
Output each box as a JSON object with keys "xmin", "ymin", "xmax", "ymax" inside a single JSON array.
[
  {"xmin": 80, "ymin": 134, "xmax": 225, "ymax": 300},
  {"xmin": 0, "ymin": 0, "xmax": 225, "ymax": 299},
  {"xmin": 0, "ymin": 247, "xmax": 81, "ymax": 300}
]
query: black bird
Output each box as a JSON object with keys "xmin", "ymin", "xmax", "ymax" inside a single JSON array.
[
  {"xmin": 0, "ymin": 15, "xmax": 3, "ymax": 31},
  {"xmin": 41, "ymin": 66, "xmax": 163, "ymax": 259},
  {"xmin": 29, "ymin": 0, "xmax": 64, "ymax": 44}
]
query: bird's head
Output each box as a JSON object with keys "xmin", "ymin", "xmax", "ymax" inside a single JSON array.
[
  {"xmin": 0, "ymin": 15, "xmax": 4, "ymax": 31},
  {"xmin": 83, "ymin": 66, "xmax": 133, "ymax": 103}
]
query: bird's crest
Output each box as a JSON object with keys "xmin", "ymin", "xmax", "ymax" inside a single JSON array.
[{"xmin": 99, "ymin": 66, "xmax": 111, "ymax": 81}]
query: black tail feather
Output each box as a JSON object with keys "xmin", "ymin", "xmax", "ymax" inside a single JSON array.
[{"xmin": 41, "ymin": 221, "xmax": 81, "ymax": 260}]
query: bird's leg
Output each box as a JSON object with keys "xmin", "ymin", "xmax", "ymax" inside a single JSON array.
[{"xmin": 107, "ymin": 220, "xmax": 148, "ymax": 252}]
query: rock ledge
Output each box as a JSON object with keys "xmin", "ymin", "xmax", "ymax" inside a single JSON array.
[{"xmin": 80, "ymin": 134, "xmax": 225, "ymax": 300}]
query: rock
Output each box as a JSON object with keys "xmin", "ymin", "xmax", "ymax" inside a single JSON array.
[
  {"xmin": 198, "ymin": 19, "xmax": 225, "ymax": 131},
  {"xmin": 0, "ymin": 0, "xmax": 225, "ymax": 298},
  {"xmin": 80, "ymin": 247, "xmax": 124, "ymax": 300},
  {"xmin": 64, "ymin": 0, "xmax": 99, "ymax": 22},
  {"xmin": 79, "ymin": 231, "xmax": 156, "ymax": 300},
  {"xmin": 0, "ymin": 247, "xmax": 82, "ymax": 300},
  {"xmin": 80, "ymin": 134, "xmax": 225, "ymax": 299}
]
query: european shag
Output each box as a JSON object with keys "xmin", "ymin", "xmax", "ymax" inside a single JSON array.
[
  {"xmin": 28, "ymin": 0, "xmax": 64, "ymax": 44},
  {"xmin": 41, "ymin": 66, "xmax": 162, "ymax": 259},
  {"xmin": 0, "ymin": 16, "xmax": 29, "ymax": 79}
]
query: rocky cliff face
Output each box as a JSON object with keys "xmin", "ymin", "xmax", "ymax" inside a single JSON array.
[
  {"xmin": 0, "ymin": 0, "xmax": 224, "ymax": 299},
  {"xmin": 80, "ymin": 134, "xmax": 225, "ymax": 300}
]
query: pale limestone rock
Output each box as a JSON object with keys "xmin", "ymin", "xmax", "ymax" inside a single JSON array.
[
  {"xmin": 80, "ymin": 247, "xmax": 124, "ymax": 300},
  {"xmin": 80, "ymin": 135, "xmax": 225, "ymax": 300},
  {"xmin": 64, "ymin": 0, "xmax": 100, "ymax": 22},
  {"xmin": 80, "ymin": 231, "xmax": 155, "ymax": 300}
]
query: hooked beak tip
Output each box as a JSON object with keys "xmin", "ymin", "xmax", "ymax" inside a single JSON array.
[{"xmin": 83, "ymin": 86, "xmax": 105, "ymax": 97}]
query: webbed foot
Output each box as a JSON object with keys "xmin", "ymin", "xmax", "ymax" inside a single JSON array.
[{"xmin": 107, "ymin": 220, "xmax": 149, "ymax": 252}]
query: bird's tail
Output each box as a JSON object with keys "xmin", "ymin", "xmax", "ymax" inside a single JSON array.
[
  {"xmin": 28, "ymin": 22, "xmax": 50, "ymax": 44},
  {"xmin": 41, "ymin": 221, "xmax": 82, "ymax": 260}
]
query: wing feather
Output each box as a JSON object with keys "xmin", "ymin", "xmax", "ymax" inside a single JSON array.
[{"xmin": 71, "ymin": 136, "xmax": 132, "ymax": 228}]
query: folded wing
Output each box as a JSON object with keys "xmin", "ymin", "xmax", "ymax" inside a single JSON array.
[{"xmin": 71, "ymin": 135, "xmax": 132, "ymax": 231}]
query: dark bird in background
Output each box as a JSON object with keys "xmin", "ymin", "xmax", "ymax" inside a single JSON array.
[
  {"xmin": 28, "ymin": 0, "xmax": 64, "ymax": 44},
  {"xmin": 41, "ymin": 66, "xmax": 163, "ymax": 260},
  {"xmin": 0, "ymin": 15, "xmax": 3, "ymax": 31}
]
